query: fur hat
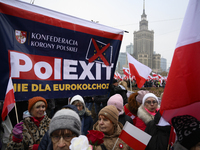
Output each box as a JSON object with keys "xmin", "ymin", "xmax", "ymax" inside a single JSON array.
[
  {"xmin": 99, "ymin": 105, "xmax": 119, "ymax": 125},
  {"xmin": 28, "ymin": 96, "xmax": 47, "ymax": 112},
  {"xmin": 172, "ymin": 115, "xmax": 200, "ymax": 149},
  {"xmin": 107, "ymin": 94, "xmax": 124, "ymax": 115},
  {"xmin": 136, "ymin": 90, "xmax": 149, "ymax": 103},
  {"xmin": 142, "ymin": 93, "xmax": 158, "ymax": 105},
  {"xmin": 49, "ymin": 109, "xmax": 81, "ymax": 136}
]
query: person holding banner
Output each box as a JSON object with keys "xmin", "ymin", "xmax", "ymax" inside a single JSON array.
[
  {"xmin": 93, "ymin": 105, "xmax": 133, "ymax": 150},
  {"xmin": 6, "ymin": 96, "xmax": 50, "ymax": 150},
  {"xmin": 135, "ymin": 93, "xmax": 159, "ymax": 131}
]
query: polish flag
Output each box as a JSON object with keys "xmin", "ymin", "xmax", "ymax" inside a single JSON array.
[
  {"xmin": 160, "ymin": 0, "xmax": 200, "ymax": 123},
  {"xmin": 123, "ymin": 67, "xmax": 130, "ymax": 77},
  {"xmin": 127, "ymin": 52, "xmax": 152, "ymax": 88},
  {"xmin": 119, "ymin": 121, "xmax": 151, "ymax": 150},
  {"xmin": 152, "ymin": 72, "xmax": 158, "ymax": 77},
  {"xmin": 1, "ymin": 77, "xmax": 15, "ymax": 121}
]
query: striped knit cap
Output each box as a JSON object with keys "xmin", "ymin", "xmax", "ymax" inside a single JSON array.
[{"xmin": 98, "ymin": 105, "xmax": 119, "ymax": 125}]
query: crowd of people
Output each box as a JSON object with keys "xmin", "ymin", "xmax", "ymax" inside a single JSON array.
[{"xmin": 0, "ymin": 79, "xmax": 200, "ymax": 150}]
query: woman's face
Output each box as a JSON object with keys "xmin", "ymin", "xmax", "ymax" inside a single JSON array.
[
  {"xmin": 31, "ymin": 101, "xmax": 46, "ymax": 118},
  {"xmin": 98, "ymin": 115, "xmax": 114, "ymax": 135},
  {"xmin": 144, "ymin": 97, "xmax": 158, "ymax": 112},
  {"xmin": 73, "ymin": 101, "xmax": 83, "ymax": 111}
]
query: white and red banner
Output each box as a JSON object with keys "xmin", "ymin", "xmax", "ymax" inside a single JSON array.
[
  {"xmin": 119, "ymin": 121, "xmax": 151, "ymax": 150},
  {"xmin": 1, "ymin": 77, "xmax": 15, "ymax": 121},
  {"xmin": 127, "ymin": 52, "xmax": 152, "ymax": 88},
  {"xmin": 160, "ymin": 0, "xmax": 200, "ymax": 123}
]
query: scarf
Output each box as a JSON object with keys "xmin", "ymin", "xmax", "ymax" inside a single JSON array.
[
  {"xmin": 144, "ymin": 107, "xmax": 159, "ymax": 116},
  {"xmin": 30, "ymin": 116, "xmax": 44, "ymax": 127}
]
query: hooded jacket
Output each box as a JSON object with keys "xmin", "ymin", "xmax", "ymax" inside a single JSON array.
[{"xmin": 70, "ymin": 95, "xmax": 93, "ymax": 135}]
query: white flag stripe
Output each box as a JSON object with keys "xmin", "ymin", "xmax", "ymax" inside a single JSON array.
[
  {"xmin": 176, "ymin": 0, "xmax": 200, "ymax": 48},
  {"xmin": 127, "ymin": 53, "xmax": 152, "ymax": 79},
  {"xmin": 123, "ymin": 122, "xmax": 151, "ymax": 145},
  {"xmin": 6, "ymin": 77, "xmax": 14, "ymax": 94}
]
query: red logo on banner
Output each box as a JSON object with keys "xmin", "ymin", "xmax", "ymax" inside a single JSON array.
[{"xmin": 15, "ymin": 30, "xmax": 27, "ymax": 44}]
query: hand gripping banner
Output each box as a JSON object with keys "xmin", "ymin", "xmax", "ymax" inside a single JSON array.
[{"xmin": 0, "ymin": 0, "xmax": 124, "ymax": 101}]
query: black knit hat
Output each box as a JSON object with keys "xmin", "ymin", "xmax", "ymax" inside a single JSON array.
[{"xmin": 172, "ymin": 115, "xmax": 200, "ymax": 149}]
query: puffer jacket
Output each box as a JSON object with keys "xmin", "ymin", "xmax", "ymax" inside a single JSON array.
[
  {"xmin": 6, "ymin": 115, "xmax": 50, "ymax": 150},
  {"xmin": 93, "ymin": 122, "xmax": 133, "ymax": 150}
]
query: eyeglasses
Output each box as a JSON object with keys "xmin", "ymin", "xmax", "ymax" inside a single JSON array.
[
  {"xmin": 145, "ymin": 100, "xmax": 158, "ymax": 105},
  {"xmin": 75, "ymin": 104, "xmax": 83, "ymax": 108},
  {"xmin": 51, "ymin": 134, "xmax": 76, "ymax": 143}
]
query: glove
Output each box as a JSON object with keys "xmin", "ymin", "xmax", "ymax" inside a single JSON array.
[{"xmin": 12, "ymin": 122, "xmax": 23, "ymax": 139}]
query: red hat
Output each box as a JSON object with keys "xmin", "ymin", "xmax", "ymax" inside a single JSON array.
[{"xmin": 28, "ymin": 96, "xmax": 47, "ymax": 112}]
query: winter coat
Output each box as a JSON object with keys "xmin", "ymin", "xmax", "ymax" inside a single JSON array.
[
  {"xmin": 6, "ymin": 115, "xmax": 50, "ymax": 150},
  {"xmin": 93, "ymin": 122, "xmax": 133, "ymax": 150},
  {"xmin": 38, "ymin": 130, "xmax": 51, "ymax": 150},
  {"xmin": 119, "ymin": 112, "xmax": 133, "ymax": 126},
  {"xmin": 145, "ymin": 111, "xmax": 171, "ymax": 150},
  {"xmin": 172, "ymin": 141, "xmax": 188, "ymax": 150},
  {"xmin": 135, "ymin": 105, "xmax": 157, "ymax": 131},
  {"xmin": 80, "ymin": 108, "xmax": 93, "ymax": 135},
  {"xmin": 124, "ymin": 105, "xmax": 138, "ymax": 125}
]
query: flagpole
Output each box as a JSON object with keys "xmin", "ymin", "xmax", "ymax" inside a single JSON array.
[
  {"xmin": 14, "ymin": 103, "xmax": 19, "ymax": 123},
  {"xmin": 129, "ymin": 75, "xmax": 132, "ymax": 92},
  {"xmin": 112, "ymin": 137, "xmax": 119, "ymax": 150}
]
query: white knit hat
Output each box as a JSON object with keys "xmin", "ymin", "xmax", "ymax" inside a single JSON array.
[
  {"xmin": 70, "ymin": 95, "xmax": 85, "ymax": 109},
  {"xmin": 142, "ymin": 93, "xmax": 158, "ymax": 105},
  {"xmin": 49, "ymin": 109, "xmax": 81, "ymax": 136}
]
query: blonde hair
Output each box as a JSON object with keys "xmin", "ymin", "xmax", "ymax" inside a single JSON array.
[{"xmin": 119, "ymin": 81, "xmax": 128, "ymax": 90}]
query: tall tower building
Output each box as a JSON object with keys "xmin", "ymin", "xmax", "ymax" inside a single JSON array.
[
  {"xmin": 133, "ymin": 0, "xmax": 154, "ymax": 68},
  {"xmin": 133, "ymin": 0, "xmax": 161, "ymax": 73},
  {"xmin": 161, "ymin": 57, "xmax": 167, "ymax": 72}
]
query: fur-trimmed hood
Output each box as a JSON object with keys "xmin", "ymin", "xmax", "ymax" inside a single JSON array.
[{"xmin": 137, "ymin": 105, "xmax": 159, "ymax": 125}]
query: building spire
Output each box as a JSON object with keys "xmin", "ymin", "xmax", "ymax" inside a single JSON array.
[
  {"xmin": 141, "ymin": 0, "xmax": 147, "ymax": 20},
  {"xmin": 143, "ymin": 0, "xmax": 145, "ymax": 14}
]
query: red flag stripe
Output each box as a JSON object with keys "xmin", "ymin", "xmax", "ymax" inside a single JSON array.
[
  {"xmin": 129, "ymin": 63, "xmax": 146, "ymax": 88},
  {"xmin": 1, "ymin": 77, "xmax": 15, "ymax": 121},
  {"xmin": 119, "ymin": 130, "xmax": 147, "ymax": 150}
]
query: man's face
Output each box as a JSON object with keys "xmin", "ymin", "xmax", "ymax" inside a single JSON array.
[{"xmin": 51, "ymin": 129, "xmax": 76, "ymax": 150}]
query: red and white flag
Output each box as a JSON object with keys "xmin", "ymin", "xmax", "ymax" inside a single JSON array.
[
  {"xmin": 123, "ymin": 67, "xmax": 130, "ymax": 77},
  {"xmin": 127, "ymin": 52, "xmax": 152, "ymax": 88},
  {"xmin": 119, "ymin": 121, "xmax": 151, "ymax": 150},
  {"xmin": 1, "ymin": 77, "xmax": 15, "ymax": 121},
  {"xmin": 152, "ymin": 72, "xmax": 158, "ymax": 77},
  {"xmin": 114, "ymin": 72, "xmax": 121, "ymax": 80},
  {"xmin": 160, "ymin": 0, "xmax": 200, "ymax": 123}
]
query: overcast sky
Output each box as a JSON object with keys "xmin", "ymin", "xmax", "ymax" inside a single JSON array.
[{"xmin": 20, "ymin": 0, "xmax": 189, "ymax": 69}]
